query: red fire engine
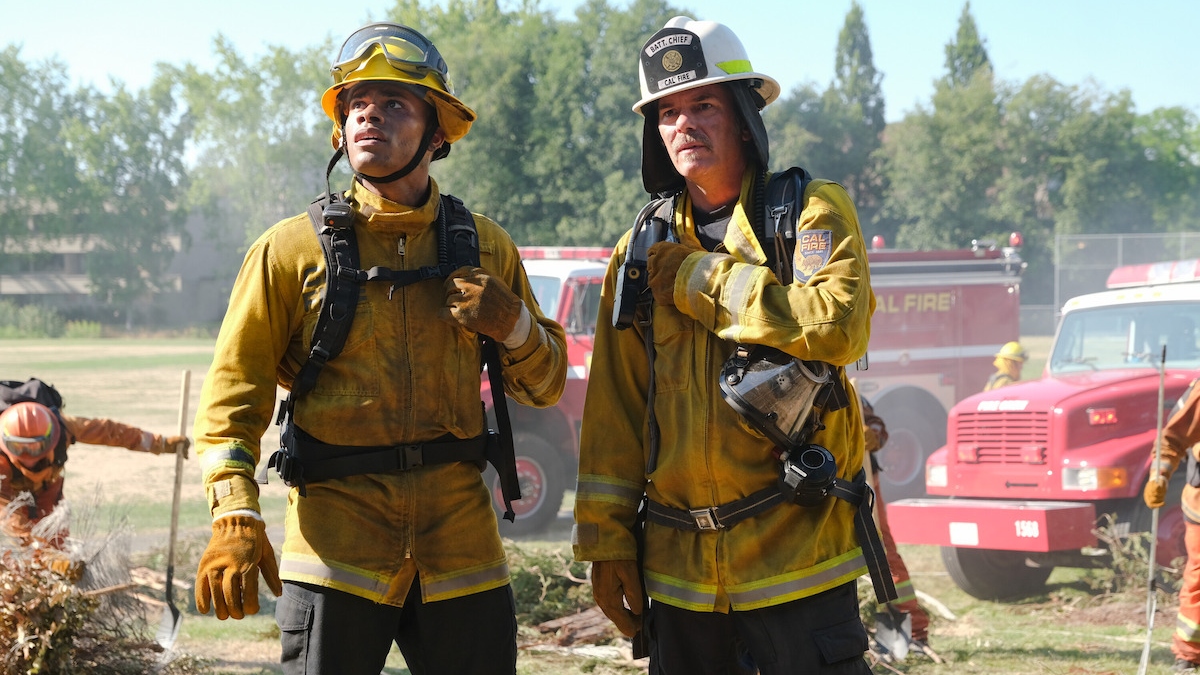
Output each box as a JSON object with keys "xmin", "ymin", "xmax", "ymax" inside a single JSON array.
[
  {"xmin": 888, "ymin": 258, "xmax": 1200, "ymax": 600},
  {"xmin": 484, "ymin": 242, "xmax": 1025, "ymax": 535},
  {"xmin": 856, "ymin": 238, "xmax": 1024, "ymax": 501}
]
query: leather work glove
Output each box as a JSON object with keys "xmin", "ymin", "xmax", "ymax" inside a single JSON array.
[
  {"xmin": 150, "ymin": 434, "xmax": 191, "ymax": 458},
  {"xmin": 45, "ymin": 551, "xmax": 85, "ymax": 582},
  {"xmin": 647, "ymin": 241, "xmax": 694, "ymax": 308},
  {"xmin": 195, "ymin": 514, "xmax": 283, "ymax": 620},
  {"xmin": 1144, "ymin": 472, "xmax": 1169, "ymax": 509},
  {"xmin": 439, "ymin": 266, "xmax": 524, "ymax": 342},
  {"xmin": 591, "ymin": 559, "xmax": 644, "ymax": 638}
]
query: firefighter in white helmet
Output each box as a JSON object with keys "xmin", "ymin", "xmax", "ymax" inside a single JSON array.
[
  {"xmin": 0, "ymin": 397, "xmax": 188, "ymax": 573},
  {"xmin": 574, "ymin": 16, "xmax": 876, "ymax": 673},
  {"xmin": 984, "ymin": 341, "xmax": 1027, "ymax": 391},
  {"xmin": 191, "ymin": 21, "xmax": 566, "ymax": 675}
]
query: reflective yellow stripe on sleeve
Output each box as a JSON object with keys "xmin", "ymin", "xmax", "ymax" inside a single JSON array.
[{"xmin": 200, "ymin": 442, "xmax": 257, "ymax": 479}]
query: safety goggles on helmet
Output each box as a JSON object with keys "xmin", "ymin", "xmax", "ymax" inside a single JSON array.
[
  {"xmin": 1, "ymin": 432, "xmax": 50, "ymax": 457},
  {"xmin": 331, "ymin": 23, "xmax": 448, "ymax": 88}
]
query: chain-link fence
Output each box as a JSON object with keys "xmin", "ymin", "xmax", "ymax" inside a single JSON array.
[{"xmin": 1021, "ymin": 233, "xmax": 1200, "ymax": 336}]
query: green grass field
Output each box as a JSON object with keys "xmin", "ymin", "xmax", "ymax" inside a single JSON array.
[{"xmin": 0, "ymin": 337, "xmax": 1185, "ymax": 674}]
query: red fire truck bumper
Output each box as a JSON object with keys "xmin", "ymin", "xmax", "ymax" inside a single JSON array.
[{"xmin": 887, "ymin": 498, "xmax": 1098, "ymax": 552}]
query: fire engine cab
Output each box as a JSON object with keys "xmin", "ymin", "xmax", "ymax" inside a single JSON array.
[{"xmin": 889, "ymin": 258, "xmax": 1200, "ymax": 600}]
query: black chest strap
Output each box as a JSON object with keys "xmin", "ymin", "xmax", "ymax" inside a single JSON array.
[{"xmin": 261, "ymin": 192, "xmax": 521, "ymax": 520}]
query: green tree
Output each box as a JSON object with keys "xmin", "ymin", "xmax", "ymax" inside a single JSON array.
[
  {"xmin": 386, "ymin": 0, "xmax": 673, "ymax": 248},
  {"xmin": 0, "ymin": 47, "xmax": 87, "ymax": 243},
  {"xmin": 943, "ymin": 2, "xmax": 991, "ymax": 88},
  {"xmin": 765, "ymin": 2, "xmax": 886, "ymax": 229},
  {"xmin": 65, "ymin": 74, "xmax": 192, "ymax": 325},
  {"xmin": 879, "ymin": 70, "xmax": 1003, "ymax": 250},
  {"xmin": 167, "ymin": 36, "xmax": 331, "ymax": 289}
]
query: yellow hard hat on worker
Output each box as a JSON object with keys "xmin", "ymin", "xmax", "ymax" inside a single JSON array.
[
  {"xmin": 995, "ymin": 341, "xmax": 1028, "ymax": 362},
  {"xmin": 321, "ymin": 22, "xmax": 475, "ymax": 160}
]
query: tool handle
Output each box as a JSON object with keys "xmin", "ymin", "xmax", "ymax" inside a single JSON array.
[{"xmin": 164, "ymin": 369, "xmax": 191, "ymax": 604}]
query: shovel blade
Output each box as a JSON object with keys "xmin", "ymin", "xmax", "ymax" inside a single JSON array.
[
  {"xmin": 874, "ymin": 609, "xmax": 912, "ymax": 661},
  {"xmin": 156, "ymin": 602, "xmax": 182, "ymax": 651}
]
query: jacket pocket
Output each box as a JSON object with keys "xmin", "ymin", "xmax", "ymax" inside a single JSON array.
[
  {"xmin": 812, "ymin": 616, "xmax": 869, "ymax": 665},
  {"xmin": 276, "ymin": 584, "xmax": 313, "ymax": 666},
  {"xmin": 300, "ymin": 303, "xmax": 381, "ymax": 396},
  {"xmin": 651, "ymin": 307, "xmax": 694, "ymax": 392}
]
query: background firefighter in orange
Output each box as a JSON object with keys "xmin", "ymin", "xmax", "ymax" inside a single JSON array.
[
  {"xmin": 861, "ymin": 396, "xmax": 932, "ymax": 657},
  {"xmin": 0, "ymin": 400, "xmax": 189, "ymax": 558},
  {"xmin": 1143, "ymin": 377, "xmax": 1200, "ymax": 672},
  {"xmin": 984, "ymin": 341, "xmax": 1028, "ymax": 391}
]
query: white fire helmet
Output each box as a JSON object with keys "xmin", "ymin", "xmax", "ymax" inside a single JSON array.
[{"xmin": 634, "ymin": 17, "xmax": 781, "ymax": 195}]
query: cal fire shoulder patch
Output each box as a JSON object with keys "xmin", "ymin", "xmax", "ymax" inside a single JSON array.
[{"xmin": 794, "ymin": 230, "xmax": 833, "ymax": 283}]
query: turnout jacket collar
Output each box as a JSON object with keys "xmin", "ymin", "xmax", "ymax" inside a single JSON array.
[{"xmin": 349, "ymin": 179, "xmax": 440, "ymax": 234}]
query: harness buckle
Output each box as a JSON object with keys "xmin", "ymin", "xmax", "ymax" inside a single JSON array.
[
  {"xmin": 398, "ymin": 444, "xmax": 424, "ymax": 470},
  {"xmin": 689, "ymin": 507, "xmax": 723, "ymax": 531}
]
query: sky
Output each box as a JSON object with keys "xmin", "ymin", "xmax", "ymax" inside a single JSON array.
[{"xmin": 2, "ymin": 0, "xmax": 1198, "ymax": 123}]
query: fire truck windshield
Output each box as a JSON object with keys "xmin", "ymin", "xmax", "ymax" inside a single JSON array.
[
  {"xmin": 1050, "ymin": 301, "xmax": 1200, "ymax": 374},
  {"xmin": 528, "ymin": 275, "xmax": 561, "ymax": 318}
]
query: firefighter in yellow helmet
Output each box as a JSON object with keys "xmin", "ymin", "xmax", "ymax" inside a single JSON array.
[
  {"xmin": 573, "ymin": 16, "xmax": 878, "ymax": 673},
  {"xmin": 985, "ymin": 341, "xmax": 1028, "ymax": 391},
  {"xmin": 191, "ymin": 21, "xmax": 567, "ymax": 675},
  {"xmin": 0, "ymin": 395, "xmax": 188, "ymax": 574}
]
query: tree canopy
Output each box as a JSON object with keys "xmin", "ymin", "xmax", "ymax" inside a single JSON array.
[{"xmin": 2, "ymin": 0, "xmax": 1198, "ymax": 325}]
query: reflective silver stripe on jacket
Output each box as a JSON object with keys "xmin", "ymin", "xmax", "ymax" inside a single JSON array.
[
  {"xmin": 279, "ymin": 556, "xmax": 391, "ymax": 598},
  {"xmin": 422, "ymin": 562, "xmax": 512, "ymax": 601},
  {"xmin": 576, "ymin": 473, "xmax": 644, "ymax": 507},
  {"xmin": 726, "ymin": 550, "xmax": 866, "ymax": 609}
]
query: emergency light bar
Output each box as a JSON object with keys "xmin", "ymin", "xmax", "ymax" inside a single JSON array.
[
  {"xmin": 1107, "ymin": 258, "xmax": 1200, "ymax": 289},
  {"xmin": 518, "ymin": 246, "xmax": 613, "ymax": 261}
]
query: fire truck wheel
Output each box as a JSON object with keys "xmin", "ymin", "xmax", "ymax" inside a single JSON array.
[
  {"xmin": 940, "ymin": 546, "xmax": 1052, "ymax": 601},
  {"xmin": 486, "ymin": 433, "xmax": 566, "ymax": 537},
  {"xmin": 873, "ymin": 400, "xmax": 946, "ymax": 502}
]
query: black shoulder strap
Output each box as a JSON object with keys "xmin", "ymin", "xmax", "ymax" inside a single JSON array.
[
  {"xmin": 762, "ymin": 167, "xmax": 813, "ymax": 285},
  {"xmin": 292, "ymin": 195, "xmax": 361, "ymax": 400}
]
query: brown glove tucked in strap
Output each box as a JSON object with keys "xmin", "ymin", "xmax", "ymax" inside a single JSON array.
[
  {"xmin": 646, "ymin": 241, "xmax": 694, "ymax": 308},
  {"xmin": 439, "ymin": 266, "xmax": 525, "ymax": 342},
  {"xmin": 591, "ymin": 559, "xmax": 644, "ymax": 638},
  {"xmin": 195, "ymin": 514, "xmax": 283, "ymax": 620}
]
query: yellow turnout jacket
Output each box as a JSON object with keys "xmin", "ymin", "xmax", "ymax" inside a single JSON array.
[
  {"xmin": 574, "ymin": 169, "xmax": 875, "ymax": 612},
  {"xmin": 195, "ymin": 180, "xmax": 567, "ymax": 606}
]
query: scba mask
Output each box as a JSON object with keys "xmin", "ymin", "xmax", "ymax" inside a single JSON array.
[{"xmin": 718, "ymin": 345, "xmax": 849, "ymax": 504}]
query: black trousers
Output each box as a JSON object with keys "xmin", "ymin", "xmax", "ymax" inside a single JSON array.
[
  {"xmin": 648, "ymin": 581, "xmax": 871, "ymax": 675},
  {"xmin": 276, "ymin": 579, "xmax": 517, "ymax": 675}
]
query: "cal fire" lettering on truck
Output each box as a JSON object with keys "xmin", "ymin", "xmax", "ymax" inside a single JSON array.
[{"xmin": 875, "ymin": 292, "xmax": 953, "ymax": 313}]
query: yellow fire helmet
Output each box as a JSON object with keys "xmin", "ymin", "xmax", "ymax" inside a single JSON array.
[
  {"xmin": 996, "ymin": 341, "xmax": 1028, "ymax": 362},
  {"xmin": 321, "ymin": 22, "xmax": 476, "ymax": 159}
]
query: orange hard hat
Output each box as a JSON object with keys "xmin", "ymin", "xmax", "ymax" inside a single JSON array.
[{"xmin": 0, "ymin": 402, "xmax": 60, "ymax": 476}]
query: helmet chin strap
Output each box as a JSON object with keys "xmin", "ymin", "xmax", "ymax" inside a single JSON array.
[{"xmin": 352, "ymin": 121, "xmax": 440, "ymax": 185}]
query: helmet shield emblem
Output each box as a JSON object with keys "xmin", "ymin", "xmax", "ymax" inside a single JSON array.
[{"xmin": 640, "ymin": 27, "xmax": 708, "ymax": 100}]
